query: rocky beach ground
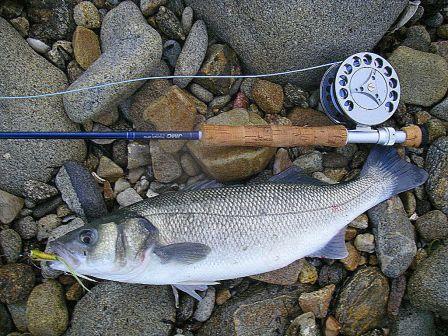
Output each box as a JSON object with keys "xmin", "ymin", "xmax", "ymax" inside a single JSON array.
[{"xmin": 0, "ymin": 0, "xmax": 448, "ymax": 335}]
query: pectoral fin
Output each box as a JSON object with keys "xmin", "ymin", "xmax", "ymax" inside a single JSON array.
[
  {"xmin": 154, "ymin": 242, "xmax": 211, "ymax": 264},
  {"xmin": 308, "ymin": 228, "xmax": 348, "ymax": 259}
]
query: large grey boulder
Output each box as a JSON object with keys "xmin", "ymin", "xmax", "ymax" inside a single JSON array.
[
  {"xmin": 63, "ymin": 1, "xmax": 163, "ymax": 123},
  {"xmin": 184, "ymin": 0, "xmax": 407, "ymax": 87},
  {"xmin": 0, "ymin": 18, "xmax": 86, "ymax": 196}
]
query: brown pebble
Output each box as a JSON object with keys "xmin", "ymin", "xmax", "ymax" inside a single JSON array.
[
  {"xmin": 58, "ymin": 275, "xmax": 76, "ymax": 286},
  {"xmin": 387, "ymin": 274, "xmax": 406, "ymax": 319},
  {"xmin": 299, "ymin": 284, "xmax": 335, "ymax": 318},
  {"xmin": 299, "ymin": 259, "xmax": 318, "ymax": 284},
  {"xmin": 252, "ymin": 79, "xmax": 284, "ymax": 114},
  {"xmin": 103, "ymin": 180, "xmax": 115, "ymax": 201},
  {"xmin": 414, "ymin": 111, "xmax": 432, "ymax": 125},
  {"xmin": 232, "ymin": 91, "xmax": 249, "ymax": 109},
  {"xmin": 215, "ymin": 289, "xmax": 231, "ymax": 305},
  {"xmin": 369, "ymin": 255, "xmax": 378, "ymax": 265},
  {"xmin": 341, "ymin": 242, "xmax": 360, "ymax": 271},
  {"xmin": 325, "ymin": 315, "xmax": 342, "ymax": 336},
  {"xmin": 73, "ymin": 26, "xmax": 101, "ymax": 70},
  {"xmin": 65, "ymin": 282, "xmax": 85, "ymax": 301},
  {"xmin": 345, "ymin": 227, "xmax": 357, "ymax": 241}
]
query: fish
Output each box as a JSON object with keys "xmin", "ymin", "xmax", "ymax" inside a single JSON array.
[{"xmin": 47, "ymin": 146, "xmax": 427, "ymax": 300}]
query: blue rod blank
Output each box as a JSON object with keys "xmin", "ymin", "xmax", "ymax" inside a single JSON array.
[{"xmin": 0, "ymin": 131, "xmax": 202, "ymax": 140}]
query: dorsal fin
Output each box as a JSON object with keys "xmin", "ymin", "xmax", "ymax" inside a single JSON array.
[
  {"xmin": 308, "ymin": 228, "xmax": 348, "ymax": 259},
  {"xmin": 183, "ymin": 180, "xmax": 224, "ymax": 191},
  {"xmin": 269, "ymin": 166, "xmax": 331, "ymax": 186}
]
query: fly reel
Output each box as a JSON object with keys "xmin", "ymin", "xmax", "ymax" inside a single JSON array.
[{"xmin": 320, "ymin": 52, "xmax": 401, "ymax": 128}]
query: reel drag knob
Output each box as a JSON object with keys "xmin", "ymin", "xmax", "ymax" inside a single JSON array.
[{"xmin": 320, "ymin": 52, "xmax": 400, "ymax": 127}]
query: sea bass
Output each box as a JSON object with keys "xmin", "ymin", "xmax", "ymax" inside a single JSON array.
[{"xmin": 48, "ymin": 147, "xmax": 427, "ymax": 298}]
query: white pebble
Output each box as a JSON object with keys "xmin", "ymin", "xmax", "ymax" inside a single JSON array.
[
  {"xmin": 117, "ymin": 188, "xmax": 143, "ymax": 207},
  {"xmin": 26, "ymin": 38, "xmax": 50, "ymax": 54},
  {"xmin": 193, "ymin": 287, "xmax": 215, "ymax": 322}
]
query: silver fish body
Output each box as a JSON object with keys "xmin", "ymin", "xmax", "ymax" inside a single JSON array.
[{"xmin": 48, "ymin": 147, "xmax": 427, "ymax": 290}]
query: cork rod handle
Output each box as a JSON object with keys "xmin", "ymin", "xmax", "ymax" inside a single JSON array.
[{"xmin": 201, "ymin": 124, "xmax": 349, "ymax": 147}]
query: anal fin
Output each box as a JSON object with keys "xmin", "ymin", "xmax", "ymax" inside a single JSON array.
[
  {"xmin": 308, "ymin": 228, "xmax": 348, "ymax": 259},
  {"xmin": 172, "ymin": 284, "xmax": 207, "ymax": 302}
]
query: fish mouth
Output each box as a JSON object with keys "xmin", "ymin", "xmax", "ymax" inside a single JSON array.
[{"xmin": 47, "ymin": 241, "xmax": 81, "ymax": 270}]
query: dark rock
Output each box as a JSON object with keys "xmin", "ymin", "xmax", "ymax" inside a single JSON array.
[
  {"xmin": 0, "ymin": 229, "xmax": 22, "ymax": 263},
  {"xmin": 28, "ymin": 0, "xmax": 75, "ymax": 43},
  {"xmin": 0, "ymin": 264, "xmax": 35, "ymax": 304},
  {"xmin": 318, "ymin": 263, "xmax": 347, "ymax": 287},
  {"xmin": 415, "ymin": 210, "xmax": 448, "ymax": 241},
  {"xmin": 424, "ymin": 12, "xmax": 444, "ymax": 27},
  {"xmin": 283, "ymin": 83, "xmax": 309, "ymax": 108},
  {"xmin": 155, "ymin": 6, "xmax": 185, "ymax": 40},
  {"xmin": 368, "ymin": 197, "xmax": 417, "ymax": 277},
  {"xmin": 251, "ymin": 260, "xmax": 302, "ymax": 285},
  {"xmin": 162, "ymin": 39, "xmax": 182, "ymax": 68},
  {"xmin": 0, "ymin": 18, "xmax": 86, "ymax": 196},
  {"xmin": 6, "ymin": 300, "xmax": 27, "ymax": 332},
  {"xmin": 335, "ymin": 267, "xmax": 389, "ymax": 336},
  {"xmin": 0, "ymin": 0, "xmax": 23, "ymax": 19},
  {"xmin": 63, "ymin": 1, "xmax": 162, "ymax": 123},
  {"xmin": 402, "ymin": 25, "xmax": 431, "ymax": 52},
  {"xmin": 0, "ymin": 304, "xmax": 13, "ymax": 336},
  {"xmin": 55, "ymin": 161, "xmax": 108, "ymax": 220},
  {"xmin": 172, "ymin": 20, "xmax": 208, "ymax": 88},
  {"xmin": 65, "ymin": 282, "xmax": 175, "ymax": 336},
  {"xmin": 140, "ymin": 0, "xmax": 167, "ymax": 16},
  {"xmin": 407, "ymin": 243, "xmax": 448, "ymax": 317},
  {"xmin": 197, "ymin": 284, "xmax": 312, "ymax": 336},
  {"xmin": 424, "ymin": 119, "xmax": 446, "ymax": 144},
  {"xmin": 194, "ymin": 44, "xmax": 241, "ymax": 95},
  {"xmin": 112, "ymin": 140, "xmax": 129, "ymax": 168},
  {"xmin": 322, "ymin": 152, "xmax": 349, "ymax": 168},
  {"xmin": 32, "ymin": 196, "xmax": 63, "ymax": 218},
  {"xmin": 26, "ymin": 280, "xmax": 69, "ymax": 336},
  {"xmin": 388, "ymin": 46, "xmax": 448, "ymax": 107},
  {"xmin": 177, "ymin": 293, "xmax": 195, "ymax": 322},
  {"xmin": 425, "ymin": 137, "xmax": 448, "ymax": 215},
  {"xmin": 431, "ymin": 96, "xmax": 448, "ymax": 122},
  {"xmin": 184, "ymin": 0, "xmax": 406, "ymax": 87},
  {"xmin": 166, "ymin": 0, "xmax": 184, "ymax": 17},
  {"xmin": 387, "ymin": 274, "xmax": 406, "ymax": 319},
  {"xmin": 390, "ymin": 301, "xmax": 435, "ymax": 336}
]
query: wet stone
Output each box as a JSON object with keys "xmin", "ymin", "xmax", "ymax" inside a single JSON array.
[
  {"xmin": 10, "ymin": 17, "xmax": 29, "ymax": 37},
  {"xmin": 127, "ymin": 142, "xmax": 151, "ymax": 170},
  {"xmin": 0, "ymin": 303, "xmax": 13, "ymax": 336},
  {"xmin": 141, "ymin": 0, "xmax": 167, "ymax": 16},
  {"xmin": 7, "ymin": 300, "xmax": 28, "ymax": 332},
  {"xmin": 283, "ymin": 83, "xmax": 309, "ymax": 108},
  {"xmin": 0, "ymin": 264, "xmax": 35, "ymax": 304},
  {"xmin": 252, "ymin": 79, "xmax": 284, "ymax": 114},
  {"xmin": 322, "ymin": 152, "xmax": 349, "ymax": 168},
  {"xmin": 402, "ymin": 25, "xmax": 431, "ymax": 52}
]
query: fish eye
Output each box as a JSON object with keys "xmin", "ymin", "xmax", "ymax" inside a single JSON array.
[{"xmin": 79, "ymin": 229, "xmax": 97, "ymax": 245}]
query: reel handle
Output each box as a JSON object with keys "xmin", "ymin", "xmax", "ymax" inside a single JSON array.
[
  {"xmin": 201, "ymin": 124, "xmax": 348, "ymax": 147},
  {"xmin": 201, "ymin": 124, "xmax": 423, "ymax": 148}
]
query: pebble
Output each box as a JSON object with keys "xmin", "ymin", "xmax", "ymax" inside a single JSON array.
[
  {"xmin": 187, "ymin": 108, "xmax": 276, "ymax": 181},
  {"xmin": 22, "ymin": 180, "xmax": 58, "ymax": 203},
  {"xmin": 387, "ymin": 275, "xmax": 406, "ymax": 319},
  {"xmin": 322, "ymin": 152, "xmax": 348, "ymax": 168},
  {"xmin": 336, "ymin": 144, "xmax": 358, "ymax": 160},
  {"xmin": 215, "ymin": 289, "xmax": 231, "ymax": 305},
  {"xmin": 240, "ymin": 78, "xmax": 256, "ymax": 100},
  {"xmin": 287, "ymin": 107, "xmax": 333, "ymax": 126},
  {"xmin": 143, "ymin": 86, "xmax": 197, "ymax": 153},
  {"xmin": 335, "ymin": 267, "xmax": 389, "ymax": 336},
  {"xmin": 0, "ymin": 264, "xmax": 35, "ymax": 304},
  {"xmin": 156, "ymin": 6, "xmax": 185, "ymax": 40},
  {"xmin": 193, "ymin": 287, "xmax": 215, "ymax": 322},
  {"xmin": 67, "ymin": 60, "xmax": 84, "ymax": 83},
  {"xmin": 26, "ymin": 280, "xmax": 69, "ymax": 336},
  {"xmin": 73, "ymin": 1, "xmax": 101, "ymax": 29},
  {"xmin": 0, "ymin": 189, "xmax": 24, "ymax": 224},
  {"xmin": 37, "ymin": 214, "xmax": 62, "ymax": 241},
  {"xmin": 425, "ymin": 118, "xmax": 446, "ymax": 144},
  {"xmin": 349, "ymin": 213, "xmax": 369, "ymax": 229},
  {"xmin": 0, "ymin": 303, "xmax": 13, "ymax": 336},
  {"xmin": 283, "ymin": 83, "xmax": 309, "ymax": 108},
  {"xmin": 299, "ymin": 259, "xmax": 318, "ymax": 284},
  {"xmin": 368, "ymin": 197, "xmax": 417, "ymax": 277},
  {"xmin": 251, "ymin": 260, "xmax": 302, "ymax": 285},
  {"xmin": 252, "ymin": 79, "xmax": 284, "ymax": 114},
  {"xmin": 388, "ymin": 46, "xmax": 448, "ymax": 107},
  {"xmin": 127, "ymin": 142, "xmax": 151, "ymax": 170},
  {"xmin": 194, "ymin": 44, "xmax": 241, "ymax": 95},
  {"xmin": 150, "ymin": 140, "xmax": 183, "ymax": 183},
  {"xmin": 430, "ymin": 96, "xmax": 448, "ymax": 121},
  {"xmin": 12, "ymin": 216, "xmax": 37, "ymax": 240},
  {"xmin": 408, "ymin": 243, "xmax": 448, "ymax": 317},
  {"xmin": 209, "ymin": 95, "xmax": 232, "ymax": 114},
  {"xmin": 97, "ymin": 156, "xmax": 124, "ymax": 182},
  {"xmin": 341, "ymin": 242, "xmax": 360, "ymax": 271},
  {"xmin": 189, "ymin": 83, "xmax": 213, "ymax": 103},
  {"xmin": 141, "ymin": 0, "xmax": 167, "ymax": 16},
  {"xmin": 402, "ymin": 25, "xmax": 431, "ymax": 52},
  {"xmin": 180, "ymin": 153, "xmax": 201, "ymax": 177},
  {"xmin": 232, "ymin": 91, "xmax": 249, "ymax": 110},
  {"xmin": 173, "ymin": 20, "xmax": 208, "ymax": 88},
  {"xmin": 285, "ymin": 312, "xmax": 319, "ymax": 336},
  {"xmin": 64, "ymin": 282, "xmax": 175, "ymax": 336},
  {"xmin": 390, "ymin": 301, "xmax": 435, "ymax": 336},
  {"xmin": 47, "ymin": 40, "xmax": 73, "ymax": 69},
  {"xmin": 72, "ymin": 26, "xmax": 101, "ymax": 70},
  {"xmin": 10, "ymin": 16, "xmax": 29, "ymax": 37},
  {"xmin": 415, "ymin": 210, "xmax": 448, "ymax": 241},
  {"xmin": 354, "ymin": 233, "xmax": 375, "ymax": 253},
  {"xmin": 55, "ymin": 161, "xmax": 108, "ymax": 219},
  {"xmin": 437, "ymin": 24, "xmax": 448, "ymax": 39},
  {"xmin": 63, "ymin": 1, "xmax": 162, "ymax": 123},
  {"xmin": 0, "ymin": 229, "xmax": 22, "ymax": 263},
  {"xmin": 34, "ymin": 196, "xmax": 64, "ymax": 218},
  {"xmin": 324, "ymin": 316, "xmax": 342, "ymax": 336},
  {"xmin": 7, "ymin": 300, "xmax": 28, "ymax": 332},
  {"xmin": 26, "ymin": 37, "xmax": 50, "ymax": 54},
  {"xmin": 113, "ymin": 140, "xmax": 129, "ymax": 169},
  {"xmin": 299, "ymin": 284, "xmax": 335, "ymax": 319},
  {"xmin": 181, "ymin": 6, "xmax": 194, "ymax": 33},
  {"xmin": 117, "ymin": 188, "xmax": 143, "ymax": 207},
  {"xmin": 293, "ymin": 151, "xmax": 323, "ymax": 174},
  {"xmin": 162, "ymin": 39, "xmax": 182, "ymax": 68},
  {"xmin": 128, "ymin": 167, "xmax": 146, "ymax": 184},
  {"xmin": 425, "ymin": 12, "xmax": 444, "ymax": 27},
  {"xmin": 146, "ymin": 189, "xmax": 159, "ymax": 198},
  {"xmin": 273, "ymin": 148, "xmax": 293, "ymax": 175},
  {"xmin": 425, "ymin": 137, "xmax": 448, "ymax": 215},
  {"xmin": 65, "ymin": 282, "xmax": 85, "ymax": 301},
  {"xmin": 318, "ymin": 263, "xmax": 347, "ymax": 287},
  {"xmin": 114, "ymin": 178, "xmax": 131, "ymax": 195}
]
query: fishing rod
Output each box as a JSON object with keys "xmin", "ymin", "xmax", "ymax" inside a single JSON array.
[{"xmin": 0, "ymin": 52, "xmax": 425, "ymax": 148}]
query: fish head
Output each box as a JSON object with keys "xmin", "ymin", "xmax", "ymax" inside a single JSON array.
[{"xmin": 47, "ymin": 211, "xmax": 159, "ymax": 280}]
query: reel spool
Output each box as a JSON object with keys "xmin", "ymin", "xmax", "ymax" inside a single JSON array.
[{"xmin": 320, "ymin": 52, "xmax": 400, "ymax": 128}]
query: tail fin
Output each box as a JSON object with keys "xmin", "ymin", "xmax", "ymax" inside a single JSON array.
[{"xmin": 360, "ymin": 146, "xmax": 428, "ymax": 197}]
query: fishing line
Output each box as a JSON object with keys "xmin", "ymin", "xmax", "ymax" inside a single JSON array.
[{"xmin": 0, "ymin": 60, "xmax": 342, "ymax": 100}]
